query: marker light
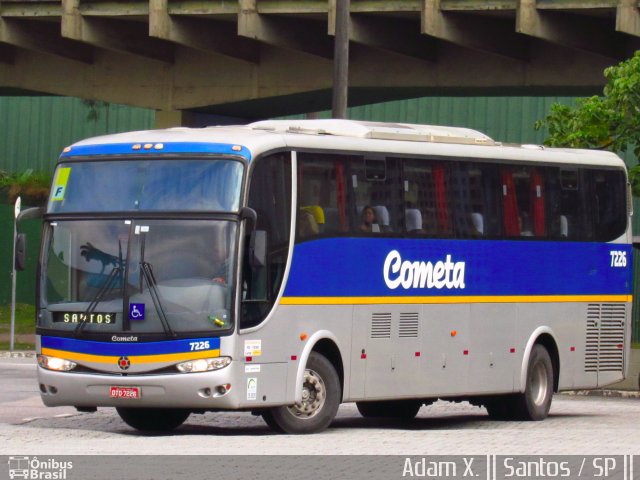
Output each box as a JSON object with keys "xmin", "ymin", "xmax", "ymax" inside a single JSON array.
[
  {"xmin": 132, "ymin": 144, "xmax": 142, "ymax": 150},
  {"xmin": 143, "ymin": 143, "xmax": 153, "ymax": 150},
  {"xmin": 37, "ymin": 355, "xmax": 77, "ymax": 372},
  {"xmin": 154, "ymin": 143, "xmax": 164, "ymax": 150},
  {"xmin": 232, "ymin": 145, "xmax": 242, "ymax": 151},
  {"xmin": 63, "ymin": 147, "xmax": 72, "ymax": 153},
  {"xmin": 176, "ymin": 356, "xmax": 231, "ymax": 373}
]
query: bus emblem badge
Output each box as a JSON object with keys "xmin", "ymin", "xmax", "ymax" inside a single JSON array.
[{"xmin": 118, "ymin": 356, "xmax": 131, "ymax": 370}]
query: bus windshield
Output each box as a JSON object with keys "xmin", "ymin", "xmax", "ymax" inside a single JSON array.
[
  {"xmin": 41, "ymin": 219, "xmax": 236, "ymax": 336},
  {"xmin": 47, "ymin": 159, "xmax": 244, "ymax": 213}
]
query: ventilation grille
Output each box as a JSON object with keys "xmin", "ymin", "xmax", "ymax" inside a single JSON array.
[
  {"xmin": 370, "ymin": 313, "xmax": 392, "ymax": 339},
  {"xmin": 585, "ymin": 304, "xmax": 626, "ymax": 373},
  {"xmin": 399, "ymin": 313, "xmax": 419, "ymax": 338}
]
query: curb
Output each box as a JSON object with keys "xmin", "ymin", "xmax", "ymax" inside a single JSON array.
[
  {"xmin": 561, "ymin": 390, "xmax": 640, "ymax": 398},
  {"xmin": 0, "ymin": 350, "xmax": 36, "ymax": 358}
]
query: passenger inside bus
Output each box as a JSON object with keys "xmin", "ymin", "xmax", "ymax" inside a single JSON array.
[
  {"xmin": 297, "ymin": 208, "xmax": 320, "ymax": 239},
  {"xmin": 358, "ymin": 205, "xmax": 380, "ymax": 233}
]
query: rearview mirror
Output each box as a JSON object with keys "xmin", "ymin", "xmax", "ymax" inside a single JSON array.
[{"xmin": 15, "ymin": 233, "xmax": 26, "ymax": 271}]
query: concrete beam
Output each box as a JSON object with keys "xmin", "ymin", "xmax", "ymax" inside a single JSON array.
[
  {"xmin": 616, "ymin": 0, "xmax": 640, "ymax": 37},
  {"xmin": 238, "ymin": 0, "xmax": 333, "ymax": 58},
  {"xmin": 349, "ymin": 14, "xmax": 437, "ymax": 62},
  {"xmin": 517, "ymin": 0, "xmax": 623, "ymax": 59},
  {"xmin": 62, "ymin": 0, "xmax": 173, "ymax": 63},
  {"xmin": 422, "ymin": 0, "xmax": 529, "ymax": 61},
  {"xmin": 0, "ymin": 18, "xmax": 93, "ymax": 64},
  {"xmin": 0, "ymin": 43, "xmax": 16, "ymax": 64},
  {"xmin": 149, "ymin": 0, "xmax": 258, "ymax": 64}
]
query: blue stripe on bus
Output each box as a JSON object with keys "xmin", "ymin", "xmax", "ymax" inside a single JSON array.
[
  {"xmin": 40, "ymin": 336, "xmax": 221, "ymax": 356},
  {"xmin": 60, "ymin": 142, "xmax": 251, "ymax": 160},
  {"xmin": 283, "ymin": 238, "xmax": 633, "ymax": 298}
]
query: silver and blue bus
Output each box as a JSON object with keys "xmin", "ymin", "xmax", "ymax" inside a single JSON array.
[{"xmin": 26, "ymin": 119, "xmax": 633, "ymax": 433}]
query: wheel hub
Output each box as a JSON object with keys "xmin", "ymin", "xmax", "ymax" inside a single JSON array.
[{"xmin": 287, "ymin": 368, "xmax": 326, "ymax": 419}]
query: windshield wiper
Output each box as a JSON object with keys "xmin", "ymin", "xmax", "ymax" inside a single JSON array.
[
  {"xmin": 140, "ymin": 261, "xmax": 176, "ymax": 338},
  {"xmin": 74, "ymin": 266, "xmax": 122, "ymax": 336}
]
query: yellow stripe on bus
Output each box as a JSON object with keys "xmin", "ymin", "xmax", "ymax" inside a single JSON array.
[
  {"xmin": 279, "ymin": 294, "xmax": 632, "ymax": 306},
  {"xmin": 41, "ymin": 348, "xmax": 220, "ymax": 364}
]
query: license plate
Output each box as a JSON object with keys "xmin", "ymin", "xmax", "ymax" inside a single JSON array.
[{"xmin": 109, "ymin": 386, "xmax": 141, "ymax": 399}]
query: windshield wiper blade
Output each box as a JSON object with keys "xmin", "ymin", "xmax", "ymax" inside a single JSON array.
[
  {"xmin": 140, "ymin": 261, "xmax": 176, "ymax": 338},
  {"xmin": 74, "ymin": 267, "xmax": 122, "ymax": 336}
]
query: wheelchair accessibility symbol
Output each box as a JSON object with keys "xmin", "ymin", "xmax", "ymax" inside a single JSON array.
[{"xmin": 129, "ymin": 303, "xmax": 145, "ymax": 320}]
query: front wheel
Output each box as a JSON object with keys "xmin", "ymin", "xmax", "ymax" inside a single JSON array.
[
  {"xmin": 116, "ymin": 407, "xmax": 190, "ymax": 432},
  {"xmin": 266, "ymin": 352, "xmax": 341, "ymax": 434}
]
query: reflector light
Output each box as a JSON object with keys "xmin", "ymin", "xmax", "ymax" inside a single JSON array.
[
  {"xmin": 291, "ymin": 355, "xmax": 297, "ymax": 361},
  {"xmin": 463, "ymin": 350, "xmax": 469, "ymax": 355},
  {"xmin": 300, "ymin": 333, "xmax": 308, "ymax": 341}
]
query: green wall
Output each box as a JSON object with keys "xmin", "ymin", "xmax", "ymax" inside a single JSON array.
[{"xmin": 1, "ymin": 96, "xmax": 154, "ymax": 305}]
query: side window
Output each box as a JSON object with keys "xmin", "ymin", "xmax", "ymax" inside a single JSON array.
[
  {"xmin": 351, "ymin": 157, "xmax": 403, "ymax": 233},
  {"xmin": 546, "ymin": 168, "xmax": 592, "ymax": 240},
  {"xmin": 451, "ymin": 162, "xmax": 501, "ymax": 238},
  {"xmin": 296, "ymin": 153, "xmax": 351, "ymax": 239},
  {"xmin": 588, "ymin": 169, "xmax": 627, "ymax": 241},
  {"xmin": 402, "ymin": 159, "xmax": 453, "ymax": 237},
  {"xmin": 241, "ymin": 153, "xmax": 292, "ymax": 329},
  {"xmin": 500, "ymin": 166, "xmax": 547, "ymax": 239}
]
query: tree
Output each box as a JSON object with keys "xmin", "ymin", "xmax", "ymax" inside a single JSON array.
[{"xmin": 535, "ymin": 51, "xmax": 640, "ymax": 195}]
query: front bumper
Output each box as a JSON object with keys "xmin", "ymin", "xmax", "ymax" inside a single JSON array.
[{"xmin": 37, "ymin": 363, "xmax": 242, "ymax": 409}]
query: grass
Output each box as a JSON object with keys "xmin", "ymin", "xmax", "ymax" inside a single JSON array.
[{"xmin": 0, "ymin": 303, "xmax": 36, "ymax": 334}]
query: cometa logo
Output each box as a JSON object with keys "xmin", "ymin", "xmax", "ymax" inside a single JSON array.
[{"xmin": 383, "ymin": 250, "xmax": 466, "ymax": 290}]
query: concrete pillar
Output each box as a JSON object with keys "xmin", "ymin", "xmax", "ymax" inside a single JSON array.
[{"xmin": 155, "ymin": 110, "xmax": 193, "ymax": 128}]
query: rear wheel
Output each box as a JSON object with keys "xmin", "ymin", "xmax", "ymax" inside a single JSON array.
[
  {"xmin": 116, "ymin": 407, "xmax": 190, "ymax": 432},
  {"xmin": 356, "ymin": 400, "xmax": 422, "ymax": 419},
  {"xmin": 512, "ymin": 344, "xmax": 554, "ymax": 420},
  {"xmin": 266, "ymin": 352, "xmax": 341, "ymax": 434}
]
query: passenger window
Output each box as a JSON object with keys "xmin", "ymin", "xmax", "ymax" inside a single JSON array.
[
  {"xmin": 451, "ymin": 162, "xmax": 501, "ymax": 238},
  {"xmin": 296, "ymin": 153, "xmax": 351, "ymax": 237},
  {"xmin": 402, "ymin": 160, "xmax": 452, "ymax": 237},
  {"xmin": 500, "ymin": 166, "xmax": 547, "ymax": 239},
  {"xmin": 351, "ymin": 157, "xmax": 403, "ymax": 233}
]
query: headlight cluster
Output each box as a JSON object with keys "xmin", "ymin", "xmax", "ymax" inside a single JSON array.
[
  {"xmin": 37, "ymin": 355, "xmax": 77, "ymax": 372},
  {"xmin": 176, "ymin": 356, "xmax": 231, "ymax": 373}
]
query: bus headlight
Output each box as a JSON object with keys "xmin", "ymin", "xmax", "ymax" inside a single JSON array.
[
  {"xmin": 37, "ymin": 355, "xmax": 77, "ymax": 372},
  {"xmin": 176, "ymin": 357, "xmax": 231, "ymax": 373}
]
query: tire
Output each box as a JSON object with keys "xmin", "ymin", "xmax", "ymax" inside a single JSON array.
[
  {"xmin": 356, "ymin": 400, "xmax": 422, "ymax": 419},
  {"xmin": 261, "ymin": 410, "xmax": 284, "ymax": 433},
  {"xmin": 266, "ymin": 352, "xmax": 341, "ymax": 434},
  {"xmin": 511, "ymin": 344, "xmax": 554, "ymax": 421},
  {"xmin": 116, "ymin": 407, "xmax": 190, "ymax": 432}
]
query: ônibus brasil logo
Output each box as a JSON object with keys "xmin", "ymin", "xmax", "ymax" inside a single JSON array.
[
  {"xmin": 383, "ymin": 250, "xmax": 466, "ymax": 290},
  {"xmin": 8, "ymin": 456, "xmax": 73, "ymax": 479}
]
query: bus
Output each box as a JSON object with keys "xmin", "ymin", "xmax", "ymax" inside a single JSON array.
[{"xmin": 23, "ymin": 119, "xmax": 633, "ymax": 434}]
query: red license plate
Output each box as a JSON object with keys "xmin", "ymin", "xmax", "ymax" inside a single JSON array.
[{"xmin": 109, "ymin": 386, "xmax": 141, "ymax": 399}]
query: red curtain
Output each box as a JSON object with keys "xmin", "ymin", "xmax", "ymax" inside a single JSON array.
[
  {"xmin": 335, "ymin": 162, "xmax": 348, "ymax": 232},
  {"xmin": 501, "ymin": 170, "xmax": 520, "ymax": 236},
  {"xmin": 530, "ymin": 170, "xmax": 546, "ymax": 236},
  {"xmin": 433, "ymin": 165, "xmax": 450, "ymax": 233}
]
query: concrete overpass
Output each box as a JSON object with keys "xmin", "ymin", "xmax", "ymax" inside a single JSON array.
[{"xmin": 1, "ymin": 0, "xmax": 640, "ymax": 124}]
